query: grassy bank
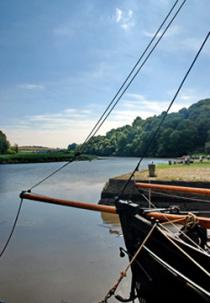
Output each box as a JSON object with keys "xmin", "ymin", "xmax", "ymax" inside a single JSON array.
[
  {"xmin": 116, "ymin": 161, "xmax": 210, "ymax": 182},
  {"xmin": 0, "ymin": 151, "xmax": 94, "ymax": 164}
]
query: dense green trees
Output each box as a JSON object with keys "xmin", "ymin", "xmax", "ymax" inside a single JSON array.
[
  {"xmin": 70, "ymin": 98, "xmax": 210, "ymax": 157},
  {"xmin": 0, "ymin": 130, "xmax": 10, "ymax": 154}
]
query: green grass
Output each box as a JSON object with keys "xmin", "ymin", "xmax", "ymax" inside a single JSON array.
[
  {"xmin": 0, "ymin": 151, "xmax": 93, "ymax": 164},
  {"xmin": 157, "ymin": 161, "xmax": 210, "ymax": 169}
]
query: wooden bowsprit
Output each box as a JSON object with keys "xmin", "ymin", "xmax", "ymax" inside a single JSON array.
[
  {"xmin": 20, "ymin": 191, "xmax": 116, "ymax": 214},
  {"xmin": 136, "ymin": 182, "xmax": 210, "ymax": 196},
  {"xmin": 20, "ymin": 191, "xmax": 210, "ymax": 229}
]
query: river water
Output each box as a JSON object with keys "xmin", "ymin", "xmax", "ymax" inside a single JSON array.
[{"xmin": 0, "ymin": 157, "xmax": 166, "ymax": 303}]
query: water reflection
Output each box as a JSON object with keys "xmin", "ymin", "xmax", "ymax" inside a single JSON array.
[
  {"xmin": 100, "ymin": 212, "xmax": 120, "ymax": 225},
  {"xmin": 100, "ymin": 212, "xmax": 121, "ymax": 237},
  {"xmin": 0, "ymin": 158, "xmax": 167, "ymax": 302}
]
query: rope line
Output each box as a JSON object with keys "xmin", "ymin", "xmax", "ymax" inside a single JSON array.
[
  {"xmin": 162, "ymin": 216, "xmax": 206, "ymax": 252},
  {"xmin": 159, "ymin": 224, "xmax": 210, "ymax": 277},
  {"xmin": 0, "ymin": 198, "xmax": 24, "ymax": 259},
  {"xmin": 140, "ymin": 192, "xmax": 206, "ymax": 251},
  {"xmin": 141, "ymin": 187, "xmax": 210, "ymax": 204},
  {"xmin": 98, "ymin": 223, "xmax": 156, "ymax": 303},
  {"xmin": 29, "ymin": 156, "xmax": 77, "ymax": 191},
  {"xmin": 119, "ymin": 30, "xmax": 210, "ymax": 199}
]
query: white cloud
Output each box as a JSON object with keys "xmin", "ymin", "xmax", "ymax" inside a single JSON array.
[
  {"xmin": 155, "ymin": 35, "xmax": 210, "ymax": 56},
  {"xmin": 179, "ymin": 37, "xmax": 210, "ymax": 55},
  {"xmin": 142, "ymin": 26, "xmax": 210, "ymax": 57},
  {"xmin": 167, "ymin": 88, "xmax": 210, "ymax": 105},
  {"xmin": 143, "ymin": 25, "xmax": 181, "ymax": 39},
  {"xmin": 17, "ymin": 83, "xmax": 45, "ymax": 90},
  {"xmin": 143, "ymin": 31, "xmax": 162, "ymax": 39},
  {"xmin": 115, "ymin": 8, "xmax": 123, "ymax": 23},
  {"xmin": 4, "ymin": 107, "xmax": 96, "ymax": 147},
  {"xmin": 114, "ymin": 8, "xmax": 134, "ymax": 31}
]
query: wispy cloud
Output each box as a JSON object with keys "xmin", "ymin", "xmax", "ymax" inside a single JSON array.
[
  {"xmin": 17, "ymin": 83, "xmax": 45, "ymax": 90},
  {"xmin": 23, "ymin": 108, "xmax": 93, "ymax": 130},
  {"xmin": 114, "ymin": 8, "xmax": 134, "ymax": 31},
  {"xmin": 167, "ymin": 88, "xmax": 209, "ymax": 105},
  {"xmin": 4, "ymin": 92, "xmax": 204, "ymax": 147},
  {"xmin": 143, "ymin": 25, "xmax": 181, "ymax": 39},
  {"xmin": 142, "ymin": 23, "xmax": 210, "ymax": 56},
  {"xmin": 179, "ymin": 37, "xmax": 210, "ymax": 55},
  {"xmin": 118, "ymin": 93, "xmax": 189, "ymax": 118},
  {"xmin": 115, "ymin": 8, "xmax": 123, "ymax": 23},
  {"xmin": 3, "ymin": 107, "xmax": 96, "ymax": 147}
]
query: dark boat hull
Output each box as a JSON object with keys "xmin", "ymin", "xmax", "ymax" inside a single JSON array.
[{"xmin": 116, "ymin": 201, "xmax": 210, "ymax": 302}]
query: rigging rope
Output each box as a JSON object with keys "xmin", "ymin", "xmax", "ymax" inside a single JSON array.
[
  {"xmin": 99, "ymin": 213, "xmax": 210, "ymax": 303},
  {"xmin": 140, "ymin": 191, "xmax": 206, "ymax": 251},
  {"xmin": 118, "ymin": 30, "xmax": 210, "ymax": 199},
  {"xmin": 98, "ymin": 223, "xmax": 157, "ymax": 303},
  {"xmin": 29, "ymin": 154, "xmax": 79, "ymax": 191},
  {"xmin": 26, "ymin": 0, "xmax": 185, "ymax": 192},
  {"xmin": 141, "ymin": 187, "xmax": 210, "ymax": 204},
  {"xmin": 0, "ymin": 198, "xmax": 24, "ymax": 258},
  {"xmin": 159, "ymin": 223, "xmax": 210, "ymax": 277}
]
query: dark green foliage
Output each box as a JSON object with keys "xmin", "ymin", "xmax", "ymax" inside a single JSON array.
[
  {"xmin": 0, "ymin": 130, "xmax": 10, "ymax": 154},
  {"xmin": 81, "ymin": 99, "xmax": 210, "ymax": 157},
  {"xmin": 0, "ymin": 150, "xmax": 93, "ymax": 164},
  {"xmin": 205, "ymin": 142, "xmax": 210, "ymax": 154},
  {"xmin": 67, "ymin": 143, "xmax": 78, "ymax": 151}
]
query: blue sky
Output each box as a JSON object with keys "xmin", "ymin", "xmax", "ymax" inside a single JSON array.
[{"xmin": 1, "ymin": 0, "xmax": 210, "ymax": 147}]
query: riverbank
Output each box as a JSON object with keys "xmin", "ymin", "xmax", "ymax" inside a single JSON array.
[
  {"xmin": 99, "ymin": 162, "xmax": 210, "ymax": 212},
  {"xmin": 119, "ymin": 161, "xmax": 210, "ymax": 182},
  {"xmin": 0, "ymin": 151, "xmax": 95, "ymax": 164}
]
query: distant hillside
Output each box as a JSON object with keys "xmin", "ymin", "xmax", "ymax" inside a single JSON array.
[{"xmin": 74, "ymin": 98, "xmax": 210, "ymax": 157}]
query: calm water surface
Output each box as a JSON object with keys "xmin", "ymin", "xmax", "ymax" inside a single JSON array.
[{"xmin": 0, "ymin": 157, "xmax": 166, "ymax": 303}]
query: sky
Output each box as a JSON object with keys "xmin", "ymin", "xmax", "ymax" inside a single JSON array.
[{"xmin": 0, "ymin": 0, "xmax": 210, "ymax": 148}]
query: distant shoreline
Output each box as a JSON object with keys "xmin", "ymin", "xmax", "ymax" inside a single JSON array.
[{"xmin": 0, "ymin": 152, "xmax": 95, "ymax": 164}]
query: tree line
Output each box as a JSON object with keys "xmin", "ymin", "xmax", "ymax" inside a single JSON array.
[
  {"xmin": 69, "ymin": 99, "xmax": 210, "ymax": 157},
  {"xmin": 2, "ymin": 99, "xmax": 210, "ymax": 157},
  {"xmin": 0, "ymin": 130, "xmax": 10, "ymax": 154},
  {"xmin": 0, "ymin": 131, "xmax": 19, "ymax": 154}
]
